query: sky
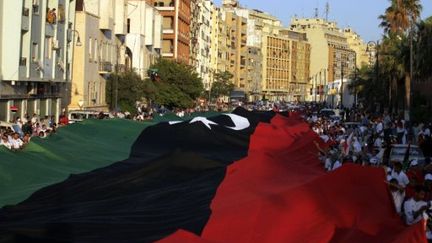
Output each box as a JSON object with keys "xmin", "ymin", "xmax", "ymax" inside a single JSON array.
[{"xmin": 214, "ymin": 0, "xmax": 432, "ymax": 42}]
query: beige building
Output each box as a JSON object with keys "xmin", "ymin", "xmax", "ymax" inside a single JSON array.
[
  {"xmin": 343, "ymin": 28, "xmax": 369, "ymax": 68},
  {"xmin": 0, "ymin": 0, "xmax": 76, "ymax": 122},
  {"xmin": 234, "ymin": 8, "xmax": 281, "ymax": 101},
  {"xmin": 125, "ymin": 0, "xmax": 162, "ymax": 79},
  {"xmin": 216, "ymin": 7, "xmax": 248, "ymax": 91},
  {"xmin": 262, "ymin": 29, "xmax": 310, "ymax": 101},
  {"xmin": 69, "ymin": 0, "xmax": 129, "ymax": 111},
  {"xmin": 290, "ymin": 18, "xmax": 356, "ymax": 104}
]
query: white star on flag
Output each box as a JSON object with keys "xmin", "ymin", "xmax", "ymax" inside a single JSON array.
[{"xmin": 189, "ymin": 117, "xmax": 218, "ymax": 129}]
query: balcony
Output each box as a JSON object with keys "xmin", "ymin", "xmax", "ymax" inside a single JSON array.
[
  {"xmin": 155, "ymin": 0, "xmax": 175, "ymax": 11},
  {"xmin": 99, "ymin": 62, "xmax": 112, "ymax": 74},
  {"xmin": 162, "ymin": 53, "xmax": 174, "ymax": 58},
  {"xmin": 163, "ymin": 28, "xmax": 174, "ymax": 34},
  {"xmin": 45, "ymin": 23, "xmax": 55, "ymax": 37}
]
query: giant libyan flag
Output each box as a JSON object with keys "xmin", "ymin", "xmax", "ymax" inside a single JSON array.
[{"xmin": 0, "ymin": 108, "xmax": 427, "ymax": 242}]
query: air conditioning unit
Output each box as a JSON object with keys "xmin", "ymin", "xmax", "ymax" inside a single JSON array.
[{"xmin": 52, "ymin": 40, "xmax": 60, "ymax": 50}]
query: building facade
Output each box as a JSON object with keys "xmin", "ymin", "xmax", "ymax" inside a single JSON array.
[
  {"xmin": 0, "ymin": 0, "xmax": 76, "ymax": 122},
  {"xmin": 125, "ymin": 0, "xmax": 162, "ymax": 79},
  {"xmin": 343, "ymin": 28, "xmax": 369, "ymax": 68},
  {"xmin": 190, "ymin": 0, "xmax": 214, "ymax": 91},
  {"xmin": 290, "ymin": 18, "xmax": 356, "ymax": 104},
  {"xmin": 217, "ymin": 6, "xmax": 248, "ymax": 93},
  {"xmin": 69, "ymin": 0, "xmax": 128, "ymax": 111},
  {"xmin": 262, "ymin": 29, "xmax": 310, "ymax": 101},
  {"xmin": 154, "ymin": 0, "xmax": 191, "ymax": 63}
]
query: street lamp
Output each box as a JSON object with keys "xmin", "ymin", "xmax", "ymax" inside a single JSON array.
[{"xmin": 70, "ymin": 29, "xmax": 82, "ymax": 46}]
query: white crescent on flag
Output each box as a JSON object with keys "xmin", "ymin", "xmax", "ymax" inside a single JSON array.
[{"xmin": 223, "ymin": 114, "xmax": 250, "ymax": 131}]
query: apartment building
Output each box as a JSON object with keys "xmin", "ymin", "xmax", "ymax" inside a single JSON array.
[
  {"xmin": 262, "ymin": 29, "xmax": 310, "ymax": 101},
  {"xmin": 343, "ymin": 28, "xmax": 369, "ymax": 68},
  {"xmin": 290, "ymin": 18, "xmax": 356, "ymax": 103},
  {"xmin": 217, "ymin": 6, "xmax": 248, "ymax": 92},
  {"xmin": 125, "ymin": 0, "xmax": 162, "ymax": 79},
  {"xmin": 154, "ymin": 0, "xmax": 191, "ymax": 63},
  {"xmin": 235, "ymin": 8, "xmax": 281, "ymax": 100},
  {"xmin": 0, "ymin": 0, "xmax": 76, "ymax": 122},
  {"xmin": 190, "ymin": 0, "xmax": 214, "ymax": 91},
  {"xmin": 68, "ymin": 0, "xmax": 127, "ymax": 111}
]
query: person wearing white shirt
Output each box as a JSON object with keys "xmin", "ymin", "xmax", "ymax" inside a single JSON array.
[
  {"xmin": 9, "ymin": 133, "xmax": 23, "ymax": 150},
  {"xmin": 388, "ymin": 178, "xmax": 405, "ymax": 215},
  {"xmin": 388, "ymin": 162, "xmax": 410, "ymax": 188},
  {"xmin": 332, "ymin": 160, "xmax": 342, "ymax": 171},
  {"xmin": 376, "ymin": 121, "xmax": 383, "ymax": 135},
  {"xmin": 404, "ymin": 186, "xmax": 432, "ymax": 225},
  {"xmin": 0, "ymin": 135, "xmax": 12, "ymax": 150}
]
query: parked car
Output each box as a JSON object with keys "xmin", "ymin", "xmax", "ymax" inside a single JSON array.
[
  {"xmin": 319, "ymin": 109, "xmax": 342, "ymax": 122},
  {"xmin": 389, "ymin": 144, "xmax": 425, "ymax": 165},
  {"xmin": 68, "ymin": 110, "xmax": 108, "ymax": 124}
]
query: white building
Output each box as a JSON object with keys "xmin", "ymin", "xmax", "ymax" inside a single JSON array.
[
  {"xmin": 190, "ymin": 0, "xmax": 214, "ymax": 91},
  {"xmin": 69, "ymin": 0, "xmax": 129, "ymax": 111},
  {"xmin": 0, "ymin": 0, "xmax": 76, "ymax": 122},
  {"xmin": 125, "ymin": 0, "xmax": 162, "ymax": 79}
]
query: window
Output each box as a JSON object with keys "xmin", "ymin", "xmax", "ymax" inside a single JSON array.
[
  {"xmin": 89, "ymin": 38, "xmax": 92, "ymax": 60},
  {"xmin": 95, "ymin": 39, "xmax": 98, "ymax": 63},
  {"xmin": 96, "ymin": 40, "xmax": 101, "ymax": 63},
  {"xmin": 32, "ymin": 42, "xmax": 39, "ymax": 62},
  {"xmin": 127, "ymin": 18, "xmax": 130, "ymax": 33}
]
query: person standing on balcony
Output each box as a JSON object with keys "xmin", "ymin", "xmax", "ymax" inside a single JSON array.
[{"xmin": 47, "ymin": 8, "xmax": 57, "ymax": 24}]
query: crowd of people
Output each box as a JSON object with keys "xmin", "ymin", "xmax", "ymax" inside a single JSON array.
[
  {"xmin": 0, "ymin": 114, "xmax": 58, "ymax": 151},
  {"xmin": 305, "ymin": 103, "xmax": 432, "ymax": 239}
]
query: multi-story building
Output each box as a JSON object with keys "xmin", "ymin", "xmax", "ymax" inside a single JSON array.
[
  {"xmin": 154, "ymin": 0, "xmax": 191, "ymax": 63},
  {"xmin": 235, "ymin": 7, "xmax": 281, "ymax": 100},
  {"xmin": 218, "ymin": 6, "xmax": 248, "ymax": 92},
  {"xmin": 343, "ymin": 28, "xmax": 369, "ymax": 68},
  {"xmin": 262, "ymin": 29, "xmax": 310, "ymax": 101},
  {"xmin": 69, "ymin": 0, "xmax": 127, "ymax": 111},
  {"xmin": 290, "ymin": 18, "xmax": 356, "ymax": 104},
  {"xmin": 0, "ymin": 0, "xmax": 76, "ymax": 122},
  {"xmin": 190, "ymin": 0, "xmax": 214, "ymax": 91},
  {"xmin": 209, "ymin": 6, "xmax": 220, "ymax": 86},
  {"xmin": 125, "ymin": 0, "xmax": 162, "ymax": 79}
]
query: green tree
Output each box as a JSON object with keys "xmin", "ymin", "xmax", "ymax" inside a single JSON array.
[
  {"xmin": 150, "ymin": 59, "xmax": 203, "ymax": 100},
  {"xmin": 415, "ymin": 16, "xmax": 432, "ymax": 81},
  {"xmin": 153, "ymin": 82, "xmax": 194, "ymax": 109},
  {"xmin": 379, "ymin": 0, "xmax": 422, "ymax": 118},
  {"xmin": 106, "ymin": 70, "xmax": 144, "ymax": 113},
  {"xmin": 210, "ymin": 71, "xmax": 235, "ymax": 100}
]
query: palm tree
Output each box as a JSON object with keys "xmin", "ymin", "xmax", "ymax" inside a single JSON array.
[{"xmin": 379, "ymin": 0, "xmax": 422, "ymax": 119}]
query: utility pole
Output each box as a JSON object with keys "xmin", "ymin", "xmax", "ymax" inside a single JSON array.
[{"xmin": 340, "ymin": 60, "xmax": 344, "ymax": 108}]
